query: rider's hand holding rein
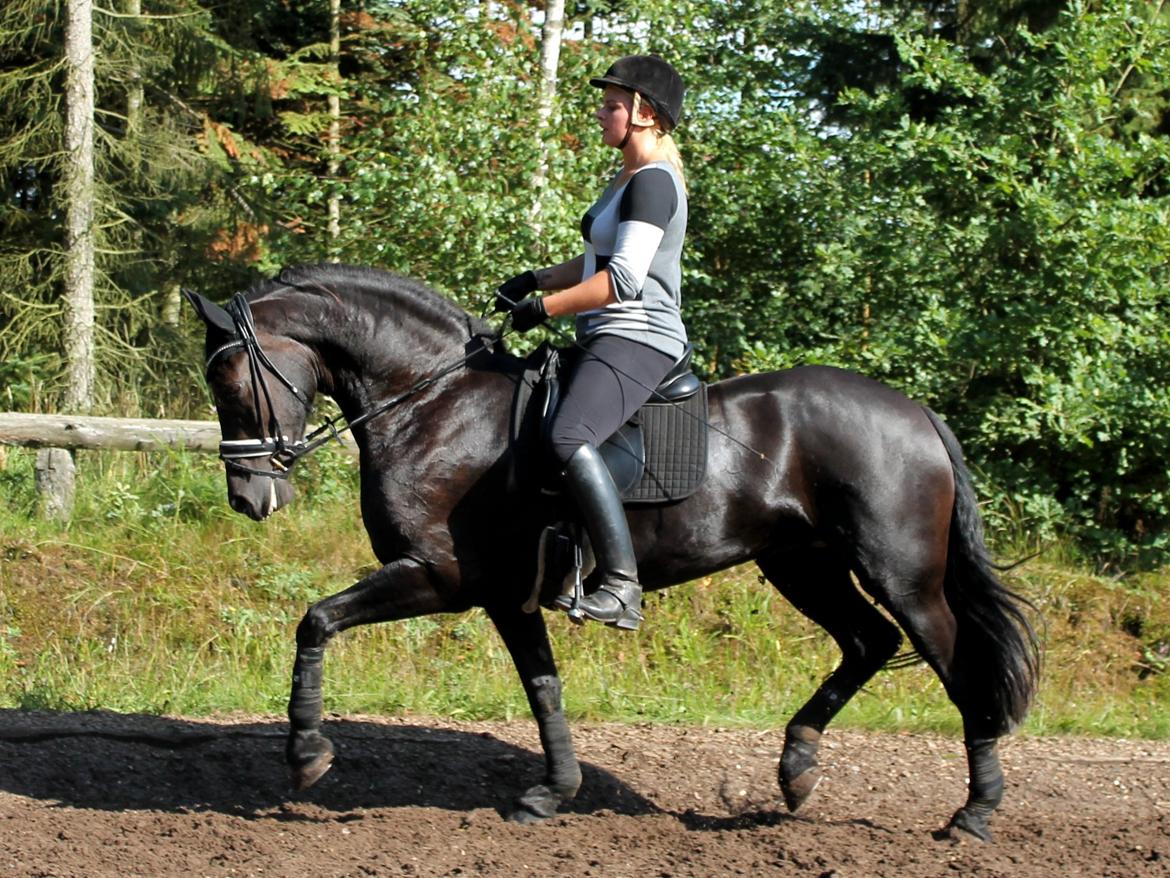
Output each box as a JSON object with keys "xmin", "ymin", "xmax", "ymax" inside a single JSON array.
[
  {"xmin": 494, "ymin": 270, "xmax": 537, "ymax": 313},
  {"xmin": 495, "ymin": 257, "xmax": 622, "ymax": 334},
  {"xmin": 494, "ymin": 271, "xmax": 549, "ymax": 333}
]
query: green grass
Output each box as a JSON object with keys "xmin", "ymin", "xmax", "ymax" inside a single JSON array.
[{"xmin": 1, "ymin": 446, "xmax": 1167, "ymax": 738}]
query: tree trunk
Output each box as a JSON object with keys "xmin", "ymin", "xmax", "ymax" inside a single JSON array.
[
  {"xmin": 161, "ymin": 282, "xmax": 182, "ymax": 327},
  {"xmin": 125, "ymin": 0, "xmax": 143, "ymax": 141},
  {"xmin": 50, "ymin": 0, "xmax": 97, "ymax": 522},
  {"xmin": 327, "ymin": 0, "xmax": 342, "ymax": 256},
  {"xmin": 35, "ymin": 448, "xmax": 76, "ymax": 522},
  {"xmin": 528, "ymin": 0, "xmax": 565, "ymax": 236},
  {"xmin": 63, "ymin": 0, "xmax": 96, "ymax": 414}
]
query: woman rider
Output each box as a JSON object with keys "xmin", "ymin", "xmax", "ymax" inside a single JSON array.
[{"xmin": 495, "ymin": 55, "xmax": 689, "ymax": 631}]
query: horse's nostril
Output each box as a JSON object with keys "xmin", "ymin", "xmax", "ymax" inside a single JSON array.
[{"xmin": 230, "ymin": 494, "xmax": 249, "ymax": 515}]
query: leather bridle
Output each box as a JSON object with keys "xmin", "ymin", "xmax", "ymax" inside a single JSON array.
[
  {"xmin": 204, "ymin": 293, "xmax": 316, "ymax": 479},
  {"xmin": 204, "ymin": 292, "xmax": 496, "ymax": 480}
]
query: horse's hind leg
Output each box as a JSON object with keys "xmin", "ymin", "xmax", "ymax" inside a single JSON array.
[
  {"xmin": 865, "ymin": 569, "xmax": 1008, "ymax": 842},
  {"xmin": 758, "ymin": 549, "xmax": 904, "ymax": 813}
]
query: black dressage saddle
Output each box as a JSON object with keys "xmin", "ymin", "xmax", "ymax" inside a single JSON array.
[
  {"xmin": 510, "ymin": 342, "xmax": 709, "ymax": 504},
  {"xmin": 509, "ymin": 341, "xmax": 710, "ymax": 612}
]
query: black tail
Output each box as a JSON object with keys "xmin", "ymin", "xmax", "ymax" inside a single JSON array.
[{"xmin": 924, "ymin": 408, "xmax": 1041, "ymax": 734}]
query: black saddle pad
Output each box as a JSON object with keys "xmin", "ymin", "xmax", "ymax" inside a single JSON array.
[{"xmin": 617, "ymin": 387, "xmax": 708, "ymax": 503}]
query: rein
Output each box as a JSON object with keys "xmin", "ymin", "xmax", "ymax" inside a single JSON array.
[
  {"xmin": 207, "ymin": 292, "xmax": 496, "ymax": 479},
  {"xmin": 205, "ymin": 286, "xmax": 768, "ymax": 481}
]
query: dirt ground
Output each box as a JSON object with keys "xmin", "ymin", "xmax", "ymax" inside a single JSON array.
[{"xmin": 1, "ymin": 710, "xmax": 1167, "ymax": 878}]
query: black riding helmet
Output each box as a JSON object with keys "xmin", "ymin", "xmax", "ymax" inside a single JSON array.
[{"xmin": 589, "ymin": 54, "xmax": 685, "ymax": 131}]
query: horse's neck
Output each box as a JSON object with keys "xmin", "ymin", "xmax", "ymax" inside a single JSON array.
[{"xmin": 276, "ymin": 286, "xmax": 474, "ymax": 429}]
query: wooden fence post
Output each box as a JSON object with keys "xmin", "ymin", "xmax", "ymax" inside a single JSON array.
[{"xmin": 34, "ymin": 447, "xmax": 76, "ymax": 521}]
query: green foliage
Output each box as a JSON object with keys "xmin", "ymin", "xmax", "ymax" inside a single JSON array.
[
  {"xmin": 0, "ymin": 447, "xmax": 38, "ymax": 517},
  {"xmin": 676, "ymin": 1, "xmax": 1170, "ymax": 560},
  {"xmin": 3, "ymin": 0, "xmax": 1170, "ymax": 558}
]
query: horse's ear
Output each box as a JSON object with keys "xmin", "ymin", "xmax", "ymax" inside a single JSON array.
[{"xmin": 183, "ymin": 288, "xmax": 236, "ymax": 335}]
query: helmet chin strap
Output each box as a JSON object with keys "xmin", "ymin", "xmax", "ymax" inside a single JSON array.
[{"xmin": 618, "ymin": 91, "xmax": 656, "ymax": 150}]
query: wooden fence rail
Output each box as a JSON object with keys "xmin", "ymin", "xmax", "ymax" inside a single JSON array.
[
  {"xmin": 0, "ymin": 413, "xmax": 357, "ymax": 521},
  {"xmin": 0, "ymin": 413, "xmax": 357, "ymax": 453},
  {"xmin": 0, "ymin": 412, "xmax": 221, "ymax": 452}
]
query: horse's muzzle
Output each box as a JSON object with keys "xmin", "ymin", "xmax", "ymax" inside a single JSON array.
[{"xmin": 227, "ymin": 475, "xmax": 295, "ymax": 521}]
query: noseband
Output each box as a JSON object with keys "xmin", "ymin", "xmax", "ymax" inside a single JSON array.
[
  {"xmin": 205, "ymin": 293, "xmax": 316, "ymax": 480},
  {"xmin": 204, "ymin": 291, "xmax": 499, "ymax": 480}
]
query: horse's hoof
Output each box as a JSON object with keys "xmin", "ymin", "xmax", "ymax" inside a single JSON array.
[
  {"xmin": 780, "ymin": 725, "xmax": 823, "ymax": 813},
  {"xmin": 781, "ymin": 767, "xmax": 822, "ymax": 813},
  {"xmin": 934, "ymin": 808, "xmax": 993, "ymax": 844},
  {"xmin": 509, "ymin": 784, "xmax": 561, "ymax": 823},
  {"xmin": 288, "ymin": 733, "xmax": 335, "ymax": 791},
  {"xmin": 508, "ymin": 805, "xmax": 550, "ymax": 825},
  {"xmin": 291, "ymin": 749, "xmax": 335, "ymax": 791}
]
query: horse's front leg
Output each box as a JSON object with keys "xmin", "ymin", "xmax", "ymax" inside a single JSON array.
[
  {"xmin": 288, "ymin": 556, "xmax": 447, "ymax": 790},
  {"xmin": 485, "ymin": 602, "xmax": 582, "ymax": 823}
]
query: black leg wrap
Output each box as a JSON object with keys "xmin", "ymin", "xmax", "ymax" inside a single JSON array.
[
  {"xmin": 966, "ymin": 737, "xmax": 1006, "ymax": 809},
  {"xmin": 510, "ymin": 675, "xmax": 581, "ymax": 823},
  {"xmin": 289, "ymin": 646, "xmax": 325, "ymax": 732},
  {"xmin": 286, "ymin": 646, "xmax": 335, "ymax": 790},
  {"xmin": 938, "ymin": 737, "xmax": 1003, "ymax": 843}
]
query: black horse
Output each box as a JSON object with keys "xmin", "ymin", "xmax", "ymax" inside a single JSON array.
[{"xmin": 186, "ymin": 263, "xmax": 1039, "ymax": 842}]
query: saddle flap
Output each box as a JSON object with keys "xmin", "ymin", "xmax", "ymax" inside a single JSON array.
[
  {"xmin": 599, "ymin": 422, "xmax": 645, "ymax": 496},
  {"xmin": 622, "ymin": 385, "xmax": 708, "ymax": 504}
]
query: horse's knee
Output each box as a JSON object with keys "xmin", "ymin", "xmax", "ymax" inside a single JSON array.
[{"xmin": 296, "ymin": 601, "xmax": 336, "ymax": 648}]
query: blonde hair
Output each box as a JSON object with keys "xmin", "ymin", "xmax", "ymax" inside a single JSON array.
[
  {"xmin": 630, "ymin": 92, "xmax": 686, "ymax": 191},
  {"xmin": 656, "ymin": 131, "xmax": 686, "ymax": 192}
]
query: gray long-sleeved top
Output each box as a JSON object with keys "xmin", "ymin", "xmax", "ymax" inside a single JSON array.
[{"xmin": 576, "ymin": 161, "xmax": 688, "ymax": 360}]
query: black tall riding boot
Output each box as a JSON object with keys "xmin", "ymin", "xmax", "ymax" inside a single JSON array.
[{"xmin": 562, "ymin": 444, "xmax": 643, "ymax": 630}]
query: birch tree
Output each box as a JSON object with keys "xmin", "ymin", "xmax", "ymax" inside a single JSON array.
[
  {"xmin": 528, "ymin": 0, "xmax": 565, "ymax": 233},
  {"xmin": 33, "ymin": 0, "xmax": 99, "ymax": 520},
  {"xmin": 62, "ymin": 0, "xmax": 96, "ymax": 414},
  {"xmin": 326, "ymin": 0, "xmax": 341, "ymax": 255}
]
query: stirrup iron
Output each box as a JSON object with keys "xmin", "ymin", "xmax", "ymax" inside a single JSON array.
[{"xmin": 552, "ymin": 536, "xmax": 588, "ymax": 625}]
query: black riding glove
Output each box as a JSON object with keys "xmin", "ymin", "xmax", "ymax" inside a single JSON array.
[
  {"xmin": 509, "ymin": 297, "xmax": 548, "ymax": 333},
  {"xmin": 494, "ymin": 270, "xmax": 538, "ymax": 313}
]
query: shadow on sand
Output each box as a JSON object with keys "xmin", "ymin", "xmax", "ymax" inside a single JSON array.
[{"xmin": 0, "ymin": 709, "xmax": 661, "ymax": 821}]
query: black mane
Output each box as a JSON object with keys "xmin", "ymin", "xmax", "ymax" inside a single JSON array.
[{"xmin": 247, "ymin": 263, "xmax": 495, "ymax": 339}]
